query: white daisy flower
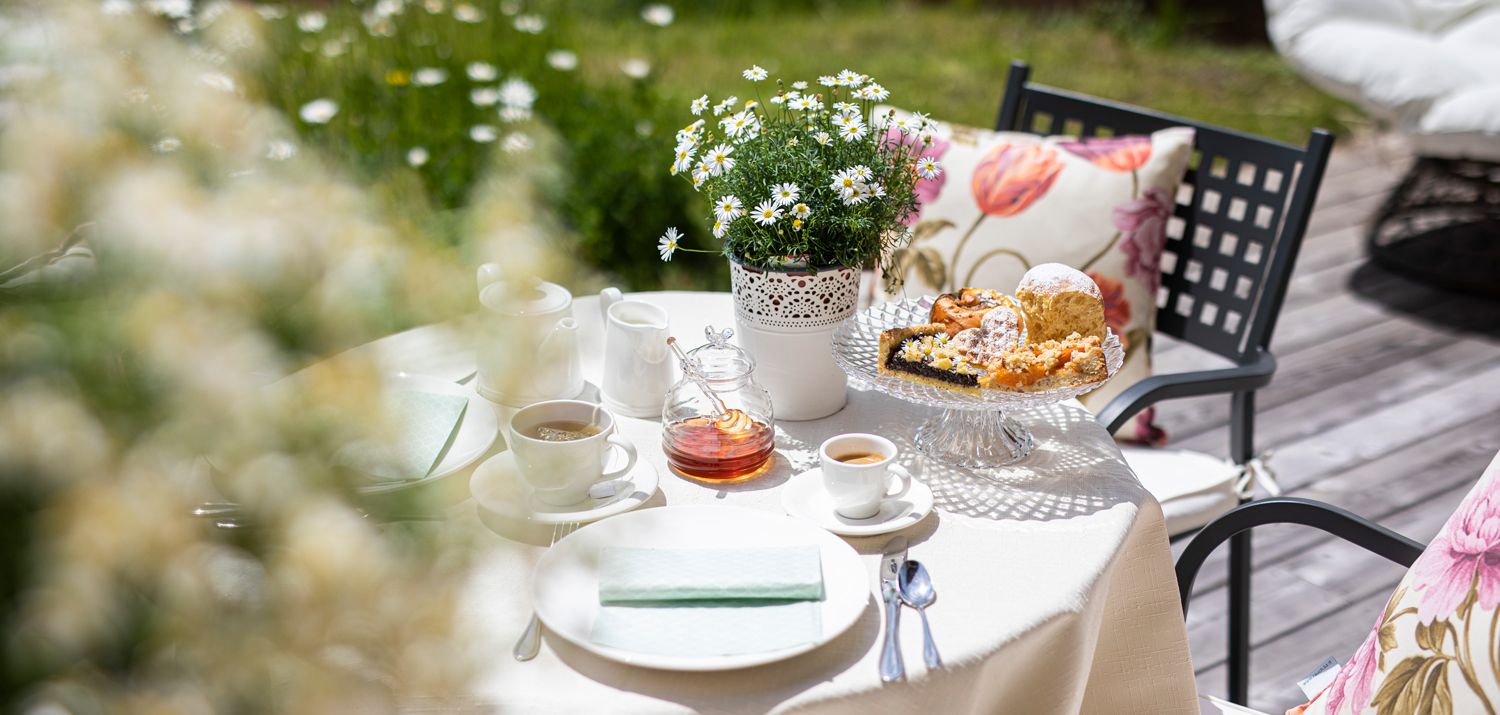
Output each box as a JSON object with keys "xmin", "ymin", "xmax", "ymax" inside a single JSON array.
[
  {"xmin": 742, "ymin": 65, "xmax": 768, "ymax": 81},
  {"xmin": 297, "ymin": 11, "xmax": 326, "ymax": 32},
  {"xmin": 835, "ymin": 69, "xmax": 864, "ymax": 87},
  {"xmin": 790, "ymin": 96, "xmax": 820, "ymax": 111},
  {"xmin": 407, "ymin": 146, "xmax": 429, "ymax": 167},
  {"xmin": 889, "ymin": 115, "xmax": 919, "ymax": 134},
  {"xmin": 499, "ymin": 77, "xmax": 536, "ymax": 108},
  {"xmin": 713, "ymin": 96, "xmax": 738, "ymax": 116},
  {"xmin": 771, "ymin": 182, "xmax": 800, "ymax": 206},
  {"xmin": 792, "ymin": 80, "xmax": 808, "ymax": 90},
  {"xmin": 641, "ymin": 3, "xmax": 674, "ymax": 27},
  {"xmin": 751, "ymin": 199, "xmax": 781, "ymax": 226},
  {"xmin": 829, "ymin": 170, "xmax": 862, "ymax": 197},
  {"xmin": 833, "ymin": 102, "xmax": 860, "ymax": 116},
  {"xmin": 849, "ymin": 165, "xmax": 873, "ymax": 182},
  {"xmin": 917, "ymin": 157, "xmax": 942, "ymax": 180},
  {"xmin": 691, "ymin": 94, "xmax": 709, "ymax": 116},
  {"xmin": 840, "ymin": 122, "xmax": 867, "ymax": 142},
  {"xmin": 870, "ymin": 182, "xmax": 887, "ymax": 198},
  {"xmin": 658, "ymin": 227, "xmax": 680, "ymax": 261},
  {"xmin": 298, "ymin": 98, "xmax": 338, "ymax": 124},
  {"xmin": 814, "ymin": 131, "xmax": 833, "ymax": 146},
  {"xmin": 620, "ymin": 58, "xmax": 651, "ymax": 79},
  {"xmin": 817, "ymin": 75, "xmax": 838, "ymax": 87},
  {"xmin": 910, "ymin": 111, "xmax": 934, "ymax": 130},
  {"xmin": 502, "ymin": 132, "xmax": 532, "ymax": 154},
  {"xmin": 672, "ymin": 143, "xmax": 697, "ymax": 173},
  {"xmin": 712, "ymin": 219, "xmax": 727, "ymax": 239},
  {"xmin": 769, "ymin": 95, "xmax": 785, "ymax": 106},
  {"xmin": 692, "ymin": 161, "xmax": 713, "ymax": 185},
  {"xmin": 467, "ymin": 62, "xmax": 498, "ymax": 81},
  {"xmin": 499, "ymin": 106, "xmax": 532, "ymax": 123},
  {"xmin": 470, "ymin": 87, "xmax": 500, "ymax": 106},
  {"xmin": 842, "ymin": 186, "xmax": 869, "ymax": 205},
  {"xmin": 513, "ymin": 14, "xmax": 545, "ymax": 33},
  {"xmin": 857, "ymin": 83, "xmax": 889, "ymax": 101},
  {"xmin": 470, "ymin": 124, "xmax": 498, "ymax": 143},
  {"xmin": 784, "ymin": 91, "xmax": 801, "ymax": 102},
  {"xmin": 791, "ymin": 202, "xmax": 812, "ymax": 219},
  {"xmin": 453, "ymin": 3, "xmax": 483, "ymax": 22},
  {"xmin": 721, "ymin": 111, "xmax": 758, "ymax": 139},
  {"xmin": 713, "ymin": 194, "xmax": 744, "ymax": 222},
  {"xmin": 413, "ymin": 67, "xmax": 448, "ymax": 86},
  {"xmin": 791, "ymin": 218, "xmax": 805, "ymax": 232},
  {"xmin": 691, "ymin": 174, "xmax": 705, "ymax": 190},
  {"xmin": 546, "ymin": 50, "xmax": 578, "ymax": 71},
  {"xmin": 266, "ymin": 140, "xmax": 297, "ymax": 161},
  {"xmin": 787, "ymin": 136, "xmax": 799, "ymax": 146}
]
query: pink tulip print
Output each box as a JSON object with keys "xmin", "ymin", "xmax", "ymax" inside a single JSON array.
[
  {"xmin": 970, "ymin": 143, "xmax": 1064, "ymax": 217},
  {"xmin": 1057, "ymin": 135, "xmax": 1153, "ymax": 172}
]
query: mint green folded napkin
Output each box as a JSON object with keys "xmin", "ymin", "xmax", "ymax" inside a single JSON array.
[
  {"xmin": 591, "ymin": 546, "xmax": 826, "ymax": 658},
  {"xmin": 346, "ymin": 390, "xmax": 469, "ymax": 482}
]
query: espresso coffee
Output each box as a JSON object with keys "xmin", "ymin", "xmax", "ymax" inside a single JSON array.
[
  {"xmin": 834, "ymin": 452, "xmax": 886, "ymax": 465},
  {"xmin": 529, "ymin": 420, "xmax": 603, "ymax": 442}
]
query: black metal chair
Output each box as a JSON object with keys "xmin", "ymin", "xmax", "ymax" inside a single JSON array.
[{"xmin": 994, "ymin": 61, "xmax": 1335, "ymax": 704}]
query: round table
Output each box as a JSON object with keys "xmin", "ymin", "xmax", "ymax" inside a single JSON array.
[{"xmin": 368, "ymin": 291, "xmax": 1199, "ymax": 715}]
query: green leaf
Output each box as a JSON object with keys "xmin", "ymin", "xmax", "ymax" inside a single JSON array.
[
  {"xmin": 1432, "ymin": 667, "xmax": 1453, "ymax": 715},
  {"xmin": 910, "ymin": 219, "xmax": 955, "ymax": 246},
  {"xmin": 1372, "ymin": 656, "xmax": 1427, "ymax": 714}
]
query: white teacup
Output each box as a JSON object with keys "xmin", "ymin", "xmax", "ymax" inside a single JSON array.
[
  {"xmin": 508, "ymin": 400, "xmax": 637, "ymax": 506},
  {"xmin": 819, "ymin": 433, "xmax": 913, "ymax": 519}
]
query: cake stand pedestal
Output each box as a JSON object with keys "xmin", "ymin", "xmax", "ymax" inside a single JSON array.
[{"xmin": 914, "ymin": 408, "xmax": 1035, "ymax": 469}]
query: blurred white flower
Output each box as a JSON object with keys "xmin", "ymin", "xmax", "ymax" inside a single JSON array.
[
  {"xmin": 296, "ymin": 11, "xmax": 326, "ymax": 32},
  {"xmin": 466, "ymin": 62, "xmax": 497, "ymax": 82},
  {"xmin": 145, "ymin": 0, "xmax": 192, "ymax": 18},
  {"xmin": 102, "ymin": 0, "xmax": 134, "ymax": 16},
  {"xmin": 298, "ymin": 98, "xmax": 339, "ymax": 124},
  {"xmin": 501, "ymin": 132, "xmax": 532, "ymax": 154},
  {"xmin": 321, "ymin": 39, "xmax": 347, "ymax": 57},
  {"xmin": 742, "ymin": 65, "xmax": 768, "ymax": 82},
  {"xmin": 423, "ymin": 0, "xmax": 446, "ymax": 12},
  {"xmin": 153, "ymin": 137, "xmax": 182, "ymax": 153},
  {"xmin": 545, "ymin": 50, "xmax": 577, "ymax": 71},
  {"xmin": 413, "ymin": 67, "xmax": 448, "ymax": 86},
  {"xmin": 255, "ymin": 4, "xmax": 287, "ymax": 20},
  {"xmin": 619, "ymin": 58, "xmax": 650, "ymax": 80},
  {"xmin": 266, "ymin": 140, "xmax": 297, "ymax": 161},
  {"xmin": 470, "ymin": 125, "xmax": 497, "ymax": 143},
  {"xmin": 470, "ymin": 87, "xmax": 499, "ymax": 107},
  {"xmin": 453, "ymin": 3, "xmax": 483, "ymax": 22},
  {"xmin": 792, "ymin": 80, "xmax": 808, "ymax": 90},
  {"xmin": 513, "ymin": 14, "xmax": 545, "ymax": 33},
  {"xmin": 498, "ymin": 106, "xmax": 531, "ymax": 123},
  {"xmin": 373, "ymin": 0, "xmax": 405, "ymax": 18},
  {"xmin": 500, "ymin": 0, "xmax": 521, "ymax": 15},
  {"xmin": 407, "ymin": 146, "xmax": 429, "ymax": 167},
  {"xmin": 199, "ymin": 72, "xmax": 236, "ymax": 93},
  {"xmin": 641, "ymin": 4, "xmax": 674, "ymax": 27},
  {"xmin": 498, "ymin": 78, "xmax": 535, "ymax": 109},
  {"xmin": 690, "ymin": 94, "xmax": 708, "ymax": 116}
]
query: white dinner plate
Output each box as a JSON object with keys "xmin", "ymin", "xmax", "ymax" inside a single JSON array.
[
  {"xmin": 533, "ymin": 505, "xmax": 870, "ymax": 671},
  {"xmin": 781, "ymin": 468, "xmax": 934, "ymax": 537},
  {"xmin": 469, "ymin": 448, "xmax": 657, "ymax": 525},
  {"xmin": 358, "ymin": 374, "xmax": 498, "ymax": 494}
]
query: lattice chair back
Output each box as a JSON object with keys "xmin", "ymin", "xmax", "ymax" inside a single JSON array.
[{"xmin": 995, "ymin": 62, "xmax": 1333, "ymax": 363}]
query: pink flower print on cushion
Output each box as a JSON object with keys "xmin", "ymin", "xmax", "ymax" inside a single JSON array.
[
  {"xmin": 1113, "ymin": 187, "xmax": 1173, "ymax": 294},
  {"xmin": 1056, "ymin": 134, "xmax": 1153, "ymax": 172},
  {"xmin": 1411, "ymin": 487, "xmax": 1500, "ymax": 624},
  {"xmin": 1322, "ymin": 615, "xmax": 1380, "ymax": 714}
]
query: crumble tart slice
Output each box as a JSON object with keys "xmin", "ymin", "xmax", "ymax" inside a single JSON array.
[{"xmin": 877, "ymin": 324, "xmax": 986, "ymax": 394}]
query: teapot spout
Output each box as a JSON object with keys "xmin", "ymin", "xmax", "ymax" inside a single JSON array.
[{"xmin": 539, "ymin": 317, "xmax": 580, "ymax": 361}]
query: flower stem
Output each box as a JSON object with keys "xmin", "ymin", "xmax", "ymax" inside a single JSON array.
[
  {"xmin": 1459, "ymin": 613, "xmax": 1498, "ymax": 715},
  {"xmin": 962, "ymin": 248, "xmax": 1032, "ymax": 287},
  {"xmin": 947, "ymin": 213, "xmax": 989, "ymax": 292},
  {"xmin": 1079, "ymin": 231, "xmax": 1123, "ymax": 273}
]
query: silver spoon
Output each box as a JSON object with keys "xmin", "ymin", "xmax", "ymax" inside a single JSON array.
[{"xmin": 898, "ymin": 560, "xmax": 943, "ymax": 670}]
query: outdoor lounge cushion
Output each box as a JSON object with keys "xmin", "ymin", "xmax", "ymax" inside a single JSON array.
[
  {"xmin": 1266, "ymin": 0, "xmax": 1500, "ymax": 160},
  {"xmin": 1292, "ymin": 447, "xmax": 1500, "ymax": 714}
]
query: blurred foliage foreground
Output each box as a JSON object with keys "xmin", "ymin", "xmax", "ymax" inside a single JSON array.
[{"xmin": 0, "ymin": 1, "xmax": 570, "ymax": 711}]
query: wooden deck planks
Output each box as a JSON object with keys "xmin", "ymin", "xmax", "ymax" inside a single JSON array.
[{"xmin": 1134, "ymin": 136, "xmax": 1500, "ymax": 710}]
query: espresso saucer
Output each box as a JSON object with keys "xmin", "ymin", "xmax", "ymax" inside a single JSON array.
[
  {"xmin": 470, "ymin": 447, "xmax": 658, "ymax": 526},
  {"xmin": 780, "ymin": 468, "xmax": 934, "ymax": 537}
]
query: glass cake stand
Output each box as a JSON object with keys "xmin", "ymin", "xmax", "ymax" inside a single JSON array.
[{"xmin": 831, "ymin": 297, "xmax": 1124, "ymax": 469}]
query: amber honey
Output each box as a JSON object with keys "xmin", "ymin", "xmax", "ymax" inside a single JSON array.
[{"xmin": 662, "ymin": 410, "xmax": 775, "ymax": 480}]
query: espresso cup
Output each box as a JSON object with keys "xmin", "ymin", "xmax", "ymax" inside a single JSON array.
[
  {"xmin": 508, "ymin": 400, "xmax": 637, "ymax": 506},
  {"xmin": 819, "ymin": 433, "xmax": 913, "ymax": 519}
]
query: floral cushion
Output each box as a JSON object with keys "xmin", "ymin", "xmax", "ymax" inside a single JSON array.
[
  {"xmin": 875, "ymin": 111, "xmax": 1194, "ymax": 439},
  {"xmin": 1297, "ymin": 448, "xmax": 1500, "ymax": 715}
]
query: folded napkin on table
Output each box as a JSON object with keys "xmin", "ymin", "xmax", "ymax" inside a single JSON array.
[
  {"xmin": 591, "ymin": 546, "xmax": 825, "ymax": 657},
  {"xmin": 343, "ymin": 390, "xmax": 469, "ymax": 482}
]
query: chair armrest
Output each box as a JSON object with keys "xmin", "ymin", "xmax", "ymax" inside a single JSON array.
[
  {"xmin": 1176, "ymin": 497, "xmax": 1426, "ymax": 614},
  {"xmin": 1098, "ymin": 348, "xmax": 1277, "ymax": 433}
]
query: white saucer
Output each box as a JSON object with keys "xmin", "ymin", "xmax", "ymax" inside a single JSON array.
[
  {"xmin": 780, "ymin": 468, "xmax": 934, "ymax": 537},
  {"xmin": 469, "ymin": 447, "xmax": 658, "ymax": 525}
]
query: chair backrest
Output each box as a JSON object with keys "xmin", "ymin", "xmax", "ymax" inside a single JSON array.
[{"xmin": 995, "ymin": 62, "xmax": 1334, "ymax": 363}]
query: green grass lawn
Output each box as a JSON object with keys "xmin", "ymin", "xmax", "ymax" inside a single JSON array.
[{"xmin": 573, "ymin": 3, "xmax": 1359, "ymax": 145}]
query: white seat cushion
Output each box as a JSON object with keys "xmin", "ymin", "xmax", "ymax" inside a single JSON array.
[
  {"xmin": 1122, "ymin": 446, "xmax": 1243, "ymax": 537},
  {"xmin": 1266, "ymin": 0, "xmax": 1500, "ymax": 160}
]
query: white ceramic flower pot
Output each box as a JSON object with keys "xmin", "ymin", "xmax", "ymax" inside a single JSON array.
[{"xmin": 728, "ymin": 259, "xmax": 860, "ymax": 421}]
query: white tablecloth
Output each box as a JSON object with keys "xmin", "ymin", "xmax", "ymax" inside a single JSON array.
[{"xmin": 395, "ymin": 291, "xmax": 1197, "ymax": 714}]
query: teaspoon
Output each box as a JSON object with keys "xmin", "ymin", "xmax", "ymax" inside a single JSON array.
[{"xmin": 898, "ymin": 560, "xmax": 943, "ymax": 670}]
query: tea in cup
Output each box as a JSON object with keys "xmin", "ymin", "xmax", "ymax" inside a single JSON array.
[
  {"xmin": 508, "ymin": 400, "xmax": 637, "ymax": 506},
  {"xmin": 818, "ymin": 433, "xmax": 912, "ymax": 519}
]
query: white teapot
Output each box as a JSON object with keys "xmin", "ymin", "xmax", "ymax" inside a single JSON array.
[{"xmin": 474, "ymin": 263, "xmax": 583, "ymax": 406}]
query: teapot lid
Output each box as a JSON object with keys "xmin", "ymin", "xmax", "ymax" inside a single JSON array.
[
  {"xmin": 480, "ymin": 277, "xmax": 571, "ymax": 316},
  {"xmin": 685, "ymin": 326, "xmax": 755, "ymax": 378}
]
